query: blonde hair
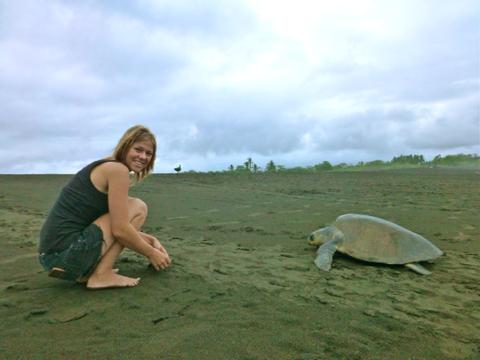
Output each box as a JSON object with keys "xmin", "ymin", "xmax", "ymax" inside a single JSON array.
[{"xmin": 111, "ymin": 125, "xmax": 157, "ymax": 182}]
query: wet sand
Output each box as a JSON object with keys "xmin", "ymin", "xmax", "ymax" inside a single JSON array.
[{"xmin": 0, "ymin": 169, "xmax": 479, "ymax": 359}]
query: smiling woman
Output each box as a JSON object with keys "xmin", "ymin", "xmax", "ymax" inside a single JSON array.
[
  {"xmin": 110, "ymin": 126, "xmax": 157, "ymax": 182},
  {"xmin": 38, "ymin": 125, "xmax": 171, "ymax": 289}
]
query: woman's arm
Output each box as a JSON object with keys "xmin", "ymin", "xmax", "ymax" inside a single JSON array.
[
  {"xmin": 106, "ymin": 163, "xmax": 170, "ymax": 269},
  {"xmin": 139, "ymin": 232, "xmax": 169, "ymax": 256}
]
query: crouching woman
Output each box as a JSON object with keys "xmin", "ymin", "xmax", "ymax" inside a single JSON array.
[{"xmin": 39, "ymin": 125, "xmax": 171, "ymax": 289}]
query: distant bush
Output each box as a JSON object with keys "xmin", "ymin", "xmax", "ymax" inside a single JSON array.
[
  {"xmin": 333, "ymin": 163, "xmax": 350, "ymax": 169},
  {"xmin": 283, "ymin": 166, "xmax": 313, "ymax": 173},
  {"xmin": 314, "ymin": 161, "xmax": 333, "ymax": 171},
  {"xmin": 365, "ymin": 160, "xmax": 386, "ymax": 166},
  {"xmin": 392, "ymin": 154, "xmax": 425, "ymax": 165},
  {"xmin": 265, "ymin": 160, "xmax": 277, "ymax": 172},
  {"xmin": 430, "ymin": 153, "xmax": 480, "ymax": 166},
  {"xmin": 235, "ymin": 165, "xmax": 249, "ymax": 173}
]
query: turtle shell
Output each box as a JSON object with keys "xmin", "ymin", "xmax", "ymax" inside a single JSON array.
[{"xmin": 333, "ymin": 214, "xmax": 443, "ymax": 264}]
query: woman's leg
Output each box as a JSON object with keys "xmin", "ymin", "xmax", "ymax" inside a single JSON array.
[{"xmin": 86, "ymin": 197, "xmax": 148, "ymax": 289}]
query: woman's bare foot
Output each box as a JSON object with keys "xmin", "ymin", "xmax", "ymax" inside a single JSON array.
[
  {"xmin": 77, "ymin": 268, "xmax": 120, "ymax": 284},
  {"xmin": 86, "ymin": 269, "xmax": 140, "ymax": 289}
]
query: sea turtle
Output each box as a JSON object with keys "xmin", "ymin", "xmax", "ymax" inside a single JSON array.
[{"xmin": 308, "ymin": 214, "xmax": 443, "ymax": 275}]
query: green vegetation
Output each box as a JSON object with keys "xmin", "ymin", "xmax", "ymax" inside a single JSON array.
[
  {"xmin": 221, "ymin": 153, "xmax": 479, "ymax": 174},
  {"xmin": 431, "ymin": 153, "xmax": 479, "ymax": 167}
]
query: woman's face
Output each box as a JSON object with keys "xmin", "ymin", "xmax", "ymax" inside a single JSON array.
[{"xmin": 125, "ymin": 140, "xmax": 154, "ymax": 173}]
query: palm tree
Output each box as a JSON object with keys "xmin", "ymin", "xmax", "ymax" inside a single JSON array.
[
  {"xmin": 244, "ymin": 157, "xmax": 253, "ymax": 172},
  {"xmin": 266, "ymin": 160, "xmax": 276, "ymax": 172}
]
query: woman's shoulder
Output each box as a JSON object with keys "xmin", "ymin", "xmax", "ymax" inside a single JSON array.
[
  {"xmin": 98, "ymin": 160, "xmax": 129, "ymax": 174},
  {"xmin": 90, "ymin": 159, "xmax": 130, "ymax": 193},
  {"xmin": 90, "ymin": 159, "xmax": 129, "ymax": 178}
]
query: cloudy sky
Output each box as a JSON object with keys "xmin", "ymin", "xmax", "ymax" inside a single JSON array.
[{"xmin": 1, "ymin": 0, "xmax": 478, "ymax": 173}]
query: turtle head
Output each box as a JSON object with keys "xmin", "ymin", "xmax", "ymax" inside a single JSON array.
[{"xmin": 308, "ymin": 226, "xmax": 335, "ymax": 246}]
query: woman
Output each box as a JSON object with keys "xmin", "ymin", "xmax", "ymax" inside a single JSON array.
[{"xmin": 39, "ymin": 125, "xmax": 171, "ymax": 289}]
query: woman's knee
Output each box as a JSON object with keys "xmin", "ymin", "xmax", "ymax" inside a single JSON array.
[{"xmin": 128, "ymin": 197, "xmax": 148, "ymax": 223}]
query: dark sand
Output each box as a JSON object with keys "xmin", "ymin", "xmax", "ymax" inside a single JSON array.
[{"xmin": 0, "ymin": 169, "xmax": 479, "ymax": 359}]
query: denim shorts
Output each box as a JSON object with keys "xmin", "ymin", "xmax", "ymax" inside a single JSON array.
[{"xmin": 39, "ymin": 224, "xmax": 104, "ymax": 281}]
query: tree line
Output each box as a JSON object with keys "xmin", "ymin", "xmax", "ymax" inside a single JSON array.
[{"xmin": 222, "ymin": 153, "xmax": 479, "ymax": 174}]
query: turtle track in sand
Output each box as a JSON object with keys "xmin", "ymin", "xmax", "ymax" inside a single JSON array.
[{"xmin": 161, "ymin": 233, "xmax": 480, "ymax": 359}]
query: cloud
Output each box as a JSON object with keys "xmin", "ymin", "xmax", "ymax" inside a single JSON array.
[{"xmin": 0, "ymin": 0, "xmax": 478, "ymax": 173}]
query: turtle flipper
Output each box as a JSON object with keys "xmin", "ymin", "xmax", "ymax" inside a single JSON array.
[
  {"xmin": 314, "ymin": 241, "xmax": 338, "ymax": 271},
  {"xmin": 405, "ymin": 263, "xmax": 431, "ymax": 275}
]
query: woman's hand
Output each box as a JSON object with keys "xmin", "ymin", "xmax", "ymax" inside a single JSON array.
[
  {"xmin": 142, "ymin": 233, "xmax": 170, "ymax": 256},
  {"xmin": 152, "ymin": 238, "xmax": 169, "ymax": 256},
  {"xmin": 148, "ymin": 248, "xmax": 171, "ymax": 271},
  {"xmin": 139, "ymin": 232, "xmax": 171, "ymax": 269}
]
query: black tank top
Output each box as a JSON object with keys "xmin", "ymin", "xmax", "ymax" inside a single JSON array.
[{"xmin": 39, "ymin": 159, "xmax": 119, "ymax": 253}]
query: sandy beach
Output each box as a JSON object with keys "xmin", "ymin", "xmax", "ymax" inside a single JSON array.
[{"xmin": 0, "ymin": 169, "xmax": 478, "ymax": 359}]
